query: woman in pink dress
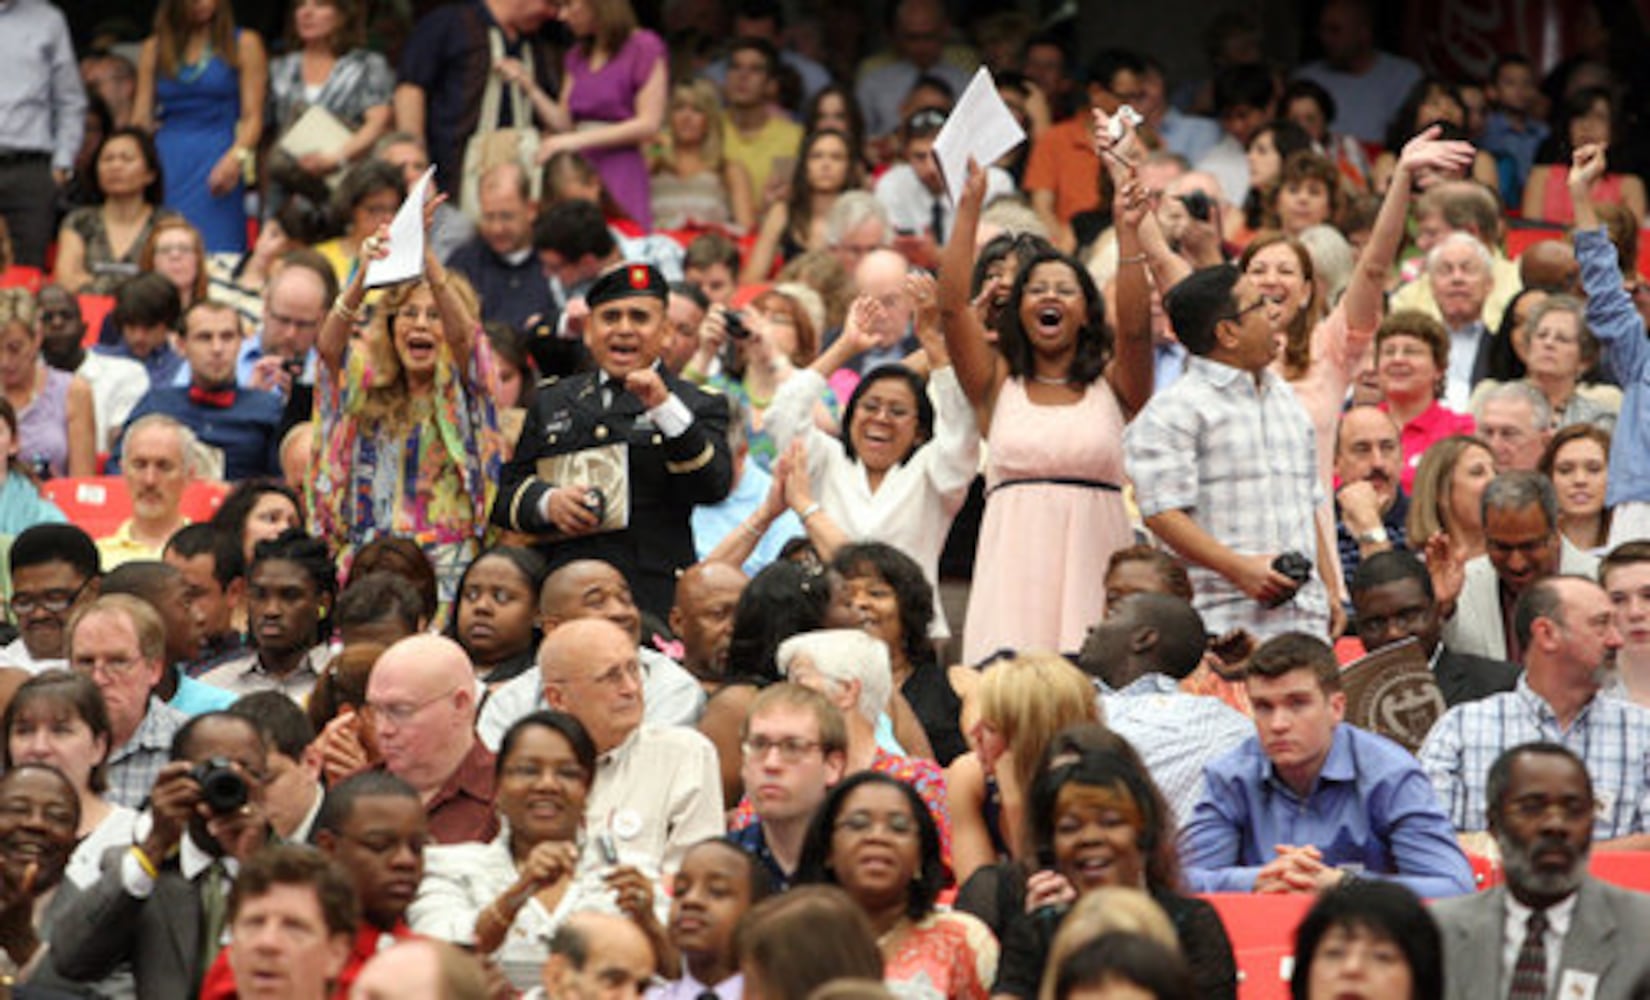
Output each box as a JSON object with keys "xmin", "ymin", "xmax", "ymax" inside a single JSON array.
[
  {"xmin": 531, "ymin": 0, "xmax": 667, "ymax": 228},
  {"xmin": 939, "ymin": 149, "xmax": 1153, "ymax": 664}
]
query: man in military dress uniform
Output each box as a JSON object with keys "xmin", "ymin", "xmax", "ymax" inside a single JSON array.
[{"xmin": 494, "ymin": 263, "xmax": 733, "ymax": 618}]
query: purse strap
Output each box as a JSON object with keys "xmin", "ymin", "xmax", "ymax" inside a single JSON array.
[{"xmin": 479, "ymin": 27, "xmax": 534, "ymax": 134}]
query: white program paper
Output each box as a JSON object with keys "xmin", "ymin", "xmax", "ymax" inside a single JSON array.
[
  {"xmin": 365, "ymin": 166, "xmax": 436, "ymax": 288},
  {"xmin": 932, "ymin": 68, "xmax": 1027, "ymax": 204}
]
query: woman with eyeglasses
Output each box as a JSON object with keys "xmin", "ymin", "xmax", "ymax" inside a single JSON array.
[
  {"xmin": 313, "ymin": 160, "xmax": 406, "ymax": 286},
  {"xmin": 311, "ymin": 190, "xmax": 505, "ymax": 610},
  {"xmin": 798, "ymin": 771, "xmax": 999, "ymax": 1000},
  {"xmin": 0, "ymin": 289, "xmax": 96, "ymax": 481},
  {"xmin": 1373, "ymin": 311, "xmax": 1476, "ymax": 494},
  {"xmin": 411, "ymin": 711, "xmax": 659, "ymax": 991},
  {"xmin": 1517, "ymin": 295, "xmax": 1618, "ymax": 433},
  {"xmin": 138, "ymin": 216, "xmax": 210, "ymax": 312}
]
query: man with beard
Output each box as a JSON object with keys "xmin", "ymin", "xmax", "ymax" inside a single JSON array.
[
  {"xmin": 1432, "ymin": 743, "xmax": 1650, "ymax": 999},
  {"xmin": 1421, "ymin": 576, "xmax": 1650, "ymax": 851},
  {"xmin": 1334, "ymin": 406, "xmax": 1410, "ymax": 591}
]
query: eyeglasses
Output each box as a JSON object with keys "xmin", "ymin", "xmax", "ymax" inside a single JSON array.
[
  {"xmin": 1222, "ymin": 295, "xmax": 1278, "ymax": 323},
  {"xmin": 363, "ymin": 685, "xmax": 459, "ymax": 726},
  {"xmin": 71, "ymin": 652, "xmax": 148, "ymax": 678},
  {"xmin": 9, "ymin": 577, "xmax": 92, "ymax": 616},
  {"xmin": 741, "ymin": 736, "xmax": 825, "ymax": 762},
  {"xmin": 153, "ymin": 243, "xmax": 195, "ymax": 257},
  {"xmin": 858, "ymin": 400, "xmax": 914, "ymax": 421},
  {"xmin": 834, "ymin": 810, "xmax": 918, "ymax": 839}
]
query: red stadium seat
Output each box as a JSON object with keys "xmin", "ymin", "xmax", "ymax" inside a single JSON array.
[
  {"xmin": 1505, "ymin": 226, "xmax": 1566, "ymax": 261},
  {"xmin": 40, "ymin": 476, "xmax": 230, "ymax": 540},
  {"xmin": 1199, "ymin": 893, "xmax": 1315, "ymax": 1000},
  {"xmin": 1589, "ymin": 851, "xmax": 1650, "ymax": 893}
]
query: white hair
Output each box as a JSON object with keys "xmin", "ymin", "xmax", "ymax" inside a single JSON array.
[
  {"xmin": 825, "ymin": 192, "xmax": 891, "ymax": 248},
  {"xmin": 1426, "ymin": 230, "xmax": 1494, "ymax": 277},
  {"xmin": 776, "ymin": 629, "xmax": 891, "ymax": 725},
  {"xmin": 1474, "ymin": 380, "xmax": 1552, "ymax": 431}
]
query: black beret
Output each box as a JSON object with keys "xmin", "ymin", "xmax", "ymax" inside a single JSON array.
[{"xmin": 586, "ymin": 262, "xmax": 669, "ymax": 309}]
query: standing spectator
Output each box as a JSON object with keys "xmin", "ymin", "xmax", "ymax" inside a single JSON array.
[
  {"xmin": 52, "ymin": 128, "xmax": 179, "ymax": 295},
  {"xmin": 392, "ymin": 0, "xmax": 559, "ymax": 212},
  {"xmin": 0, "ymin": 0, "xmax": 85, "ymax": 269},
  {"xmin": 526, "ymin": 0, "xmax": 667, "ymax": 229},
  {"xmin": 0, "ymin": 289, "xmax": 95, "ymax": 479},
  {"xmin": 37, "ymin": 285, "xmax": 149, "ymax": 454},
  {"xmin": 1292, "ymin": 0, "xmax": 1421, "ymax": 145},
  {"xmin": 133, "ymin": 0, "xmax": 267, "ymax": 253},
  {"xmin": 265, "ymin": 0, "xmax": 393, "ymax": 185},
  {"xmin": 649, "ymin": 79, "xmax": 755, "ymax": 231},
  {"xmin": 719, "ymin": 38, "xmax": 803, "ymax": 206},
  {"xmin": 448, "ymin": 163, "xmax": 556, "ymax": 339},
  {"xmin": 854, "ymin": 0, "xmax": 971, "ymax": 142}
]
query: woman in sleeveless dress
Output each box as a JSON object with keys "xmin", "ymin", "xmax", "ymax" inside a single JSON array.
[{"xmin": 938, "ymin": 148, "xmax": 1155, "ymax": 665}]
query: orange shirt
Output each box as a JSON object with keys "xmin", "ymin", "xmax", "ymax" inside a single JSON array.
[{"xmin": 1023, "ymin": 113, "xmax": 1102, "ymax": 223}]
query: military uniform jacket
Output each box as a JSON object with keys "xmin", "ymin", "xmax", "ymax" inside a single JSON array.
[{"xmin": 494, "ymin": 367, "xmax": 733, "ymax": 617}]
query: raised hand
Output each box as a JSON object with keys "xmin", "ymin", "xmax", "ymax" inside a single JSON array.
[
  {"xmin": 1397, "ymin": 125, "xmax": 1477, "ymax": 179},
  {"xmin": 959, "ymin": 157, "xmax": 989, "ymax": 214},
  {"xmin": 1113, "ymin": 178, "xmax": 1152, "ymax": 232},
  {"xmin": 1570, "ymin": 143, "xmax": 1608, "ymax": 192},
  {"xmin": 905, "ymin": 271, "xmax": 946, "ymax": 363},
  {"xmin": 1092, "ymin": 107, "xmax": 1144, "ymax": 181}
]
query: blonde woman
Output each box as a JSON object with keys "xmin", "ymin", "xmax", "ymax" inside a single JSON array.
[
  {"xmin": 650, "ymin": 78, "xmax": 754, "ymax": 230},
  {"xmin": 946, "ymin": 653, "xmax": 1099, "ymax": 886},
  {"xmin": 1405, "ymin": 433, "xmax": 1496, "ymax": 593},
  {"xmin": 0, "ymin": 290, "xmax": 96, "ymax": 480},
  {"xmin": 312, "ymin": 197, "xmax": 504, "ymax": 609}
]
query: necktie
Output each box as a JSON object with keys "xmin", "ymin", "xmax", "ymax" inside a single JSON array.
[
  {"xmin": 198, "ymin": 859, "xmax": 229, "ymax": 978},
  {"xmin": 189, "ymin": 385, "xmax": 236, "ymax": 408},
  {"xmin": 1508, "ymin": 908, "xmax": 1548, "ymax": 1000},
  {"xmin": 930, "ymin": 195, "xmax": 947, "ymax": 243}
]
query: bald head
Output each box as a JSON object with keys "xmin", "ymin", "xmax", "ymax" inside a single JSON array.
[
  {"xmin": 854, "ymin": 249, "xmax": 913, "ymax": 346},
  {"xmin": 546, "ymin": 912, "xmax": 656, "ymax": 1000},
  {"xmin": 539, "ymin": 560, "xmax": 642, "ymax": 642},
  {"xmin": 366, "ymin": 635, "xmax": 478, "ymax": 792},
  {"xmin": 1519, "ymin": 240, "xmax": 1580, "ymax": 295},
  {"xmin": 374, "ymin": 634, "xmax": 474, "ymax": 691},
  {"xmin": 670, "ymin": 563, "xmax": 748, "ymax": 679},
  {"xmin": 538, "ymin": 618, "xmax": 643, "ymax": 752},
  {"xmin": 351, "ymin": 938, "xmax": 488, "ymax": 1000}
]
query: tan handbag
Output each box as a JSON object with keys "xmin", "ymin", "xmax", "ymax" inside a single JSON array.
[{"xmin": 459, "ymin": 29, "xmax": 543, "ymax": 219}]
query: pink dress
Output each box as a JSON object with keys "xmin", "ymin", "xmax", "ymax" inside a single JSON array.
[
  {"xmin": 565, "ymin": 29, "xmax": 666, "ymax": 228},
  {"xmin": 962, "ymin": 377, "xmax": 1132, "ymax": 663}
]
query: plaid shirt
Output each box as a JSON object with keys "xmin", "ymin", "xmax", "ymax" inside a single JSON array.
[
  {"xmin": 105, "ymin": 696, "xmax": 188, "ymax": 809},
  {"xmin": 1124, "ymin": 356, "xmax": 1330, "ymax": 638},
  {"xmin": 1417, "ymin": 676, "xmax": 1650, "ymax": 837},
  {"xmin": 1101, "ymin": 674, "xmax": 1256, "ymax": 826}
]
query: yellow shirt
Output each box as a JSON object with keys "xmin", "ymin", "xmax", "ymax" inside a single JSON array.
[
  {"xmin": 722, "ymin": 114, "xmax": 803, "ymax": 200},
  {"xmin": 96, "ymin": 518, "xmax": 187, "ymax": 571},
  {"xmin": 1389, "ymin": 252, "xmax": 1522, "ymax": 332}
]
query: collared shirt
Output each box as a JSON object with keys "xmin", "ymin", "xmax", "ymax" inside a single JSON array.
[
  {"xmin": 94, "ymin": 340, "xmax": 184, "ymax": 388},
  {"xmin": 1384, "ymin": 399, "xmax": 1475, "ymax": 493},
  {"xmin": 106, "ymin": 696, "xmax": 190, "ymax": 809},
  {"xmin": 1182, "ymin": 723, "xmax": 1474, "ymax": 896},
  {"xmin": 727, "ymin": 821, "xmax": 792, "ymax": 891},
  {"xmin": 109, "ymin": 384, "xmax": 285, "ymax": 481},
  {"xmin": 1502, "ymin": 890, "xmax": 1577, "ymax": 998},
  {"xmin": 1101, "ymin": 674, "xmax": 1256, "ymax": 826},
  {"xmin": 476, "ymin": 646, "xmax": 707, "ymax": 750},
  {"xmin": 1124, "ymin": 355, "xmax": 1330, "ymax": 639},
  {"xmin": 180, "ymin": 631, "xmax": 252, "ymax": 679},
  {"xmin": 1444, "ymin": 322, "xmax": 1486, "ymax": 411},
  {"xmin": 646, "ymin": 969, "xmax": 743, "ymax": 1000},
  {"xmin": 1419, "ymin": 676, "xmax": 1650, "ymax": 838},
  {"xmin": 197, "ymin": 645, "xmax": 330, "ymax": 705},
  {"xmin": 873, "ymin": 162, "xmax": 1016, "ymax": 243},
  {"xmin": 587, "ymin": 724, "xmax": 725, "ymax": 875},
  {"xmin": 1024, "ymin": 114, "xmax": 1105, "ymax": 222},
  {"xmin": 120, "ymin": 827, "xmax": 239, "ymax": 898},
  {"xmin": 170, "ymin": 670, "xmax": 237, "ymax": 716},
  {"xmin": 97, "ymin": 518, "xmax": 188, "ymax": 572},
  {"xmin": 0, "ymin": 0, "xmax": 85, "ymax": 169},
  {"xmin": 401, "ymin": 738, "xmax": 498, "ymax": 845},
  {"xmin": 1577, "ymin": 227, "xmax": 1650, "ymax": 506},
  {"xmin": 0, "ymin": 635, "xmax": 62, "ymax": 674},
  {"xmin": 1480, "ymin": 111, "xmax": 1550, "ymax": 205}
]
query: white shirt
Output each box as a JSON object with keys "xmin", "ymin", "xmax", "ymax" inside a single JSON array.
[
  {"xmin": 1502, "ymin": 890, "xmax": 1577, "ymax": 998},
  {"xmin": 587, "ymin": 724, "xmax": 724, "ymax": 875},
  {"xmin": 1194, "ymin": 134, "xmax": 1250, "ymax": 206},
  {"xmin": 873, "ymin": 163, "xmax": 1015, "ymax": 243},
  {"xmin": 75, "ymin": 352, "xmax": 149, "ymax": 452},
  {"xmin": 476, "ymin": 646, "xmax": 706, "ymax": 750},
  {"xmin": 0, "ymin": 636, "xmax": 62, "ymax": 674}
]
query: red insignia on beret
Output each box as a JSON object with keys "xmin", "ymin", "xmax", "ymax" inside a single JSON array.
[{"xmin": 629, "ymin": 265, "xmax": 649, "ymax": 290}]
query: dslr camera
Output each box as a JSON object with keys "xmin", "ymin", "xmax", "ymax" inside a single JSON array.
[{"xmin": 190, "ymin": 757, "xmax": 249, "ymax": 815}]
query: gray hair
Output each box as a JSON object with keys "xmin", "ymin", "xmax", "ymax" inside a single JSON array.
[
  {"xmin": 776, "ymin": 629, "xmax": 891, "ymax": 725},
  {"xmin": 1297, "ymin": 224, "xmax": 1355, "ymax": 306},
  {"xmin": 123, "ymin": 414, "xmax": 205, "ymax": 479},
  {"xmin": 825, "ymin": 193, "xmax": 891, "ymax": 249},
  {"xmin": 1481, "ymin": 470, "xmax": 1558, "ymax": 530},
  {"xmin": 1426, "ymin": 231, "xmax": 1494, "ymax": 277},
  {"xmin": 1474, "ymin": 380, "xmax": 1552, "ymax": 432},
  {"xmin": 1521, "ymin": 293, "xmax": 1597, "ymax": 367}
]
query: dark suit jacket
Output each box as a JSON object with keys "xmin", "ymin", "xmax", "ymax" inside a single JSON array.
[
  {"xmin": 493, "ymin": 367, "xmax": 733, "ymax": 617},
  {"xmin": 1433, "ymin": 877, "xmax": 1650, "ymax": 1000},
  {"xmin": 1434, "ymin": 648, "xmax": 1521, "ymax": 708},
  {"xmin": 43, "ymin": 845, "xmax": 211, "ymax": 1000}
]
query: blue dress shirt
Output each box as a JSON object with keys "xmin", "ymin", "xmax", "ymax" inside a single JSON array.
[
  {"xmin": 1577, "ymin": 228, "xmax": 1650, "ymax": 507},
  {"xmin": 1181, "ymin": 724, "xmax": 1475, "ymax": 897},
  {"xmin": 110, "ymin": 386, "xmax": 284, "ymax": 481}
]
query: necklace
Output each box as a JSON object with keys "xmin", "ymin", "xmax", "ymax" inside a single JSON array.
[{"xmin": 1031, "ymin": 374, "xmax": 1074, "ymax": 385}]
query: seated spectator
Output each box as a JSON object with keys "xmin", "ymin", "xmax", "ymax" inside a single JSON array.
[
  {"xmin": 1024, "ymin": 48, "xmax": 1143, "ymax": 241},
  {"xmin": 309, "ymin": 773, "xmax": 424, "ymax": 991},
  {"xmin": 228, "ymin": 690, "xmax": 323, "ymax": 843},
  {"xmin": 1, "ymin": 523, "xmax": 101, "ymax": 672},
  {"xmin": 1292, "ymin": 0, "xmax": 1420, "ymax": 145},
  {"xmin": 314, "ymin": 161, "xmax": 405, "ymax": 286},
  {"xmin": 1334, "ymin": 406, "xmax": 1409, "ymax": 590},
  {"xmin": 1049, "ymin": 933, "xmax": 1195, "ymax": 1000},
  {"xmin": 1404, "ymin": 433, "xmax": 1496, "ymax": 566},
  {"xmin": 201, "ymin": 529, "xmax": 335, "ymax": 703},
  {"xmin": 1281, "ymin": 78, "xmax": 1372, "ymax": 193},
  {"xmin": 797, "ymin": 772, "xmax": 998, "ymax": 997},
  {"xmin": 774, "ymin": 628, "xmax": 951, "ymax": 860},
  {"xmin": 1601, "ymin": 542, "xmax": 1650, "ymax": 706},
  {"xmin": 1422, "ymin": 576, "xmax": 1649, "ymax": 849},
  {"xmin": 140, "ymin": 217, "xmax": 210, "ymax": 315},
  {"xmin": 681, "ymin": 232, "xmax": 741, "ymax": 309},
  {"xmin": 37, "ymin": 284, "xmax": 148, "ymax": 454},
  {"xmin": 1431, "ymin": 743, "xmax": 1650, "ymax": 998},
  {"xmin": 1181, "ymin": 633, "xmax": 1474, "ymax": 897},
  {"xmin": 218, "ymin": 846, "xmax": 358, "ymax": 1000},
  {"xmin": 112, "ymin": 300, "xmax": 284, "ymax": 481},
  {"xmin": 164, "ymin": 523, "xmax": 250, "ymax": 676},
  {"xmin": 371, "ymin": 134, "xmax": 473, "ymax": 265},
  {"xmin": 1374, "ymin": 311, "xmax": 1477, "ymax": 492},
  {"xmin": 1441, "ymin": 472, "xmax": 1600, "ymax": 662},
  {"xmin": 0, "ymin": 766, "xmax": 79, "ymax": 977},
  {"xmin": 411, "ymin": 711, "xmax": 621, "ymax": 991},
  {"xmin": 1367, "ymin": 78, "xmax": 1499, "ymax": 196},
  {"xmin": 45, "ymin": 710, "xmax": 270, "ymax": 996},
  {"xmin": 66, "ymin": 593, "xmax": 190, "ymax": 806},
  {"xmin": 1231, "ymin": 119, "xmax": 1312, "ymax": 240},
  {"xmin": 349, "ymin": 938, "xmax": 490, "ymax": 999},
  {"xmin": 308, "ymin": 642, "xmax": 391, "ymax": 786},
  {"xmin": 1085, "ymin": 594, "xmax": 1252, "ymax": 825},
  {"xmin": 99, "ymin": 272, "xmax": 185, "ymax": 388},
  {"xmin": 361, "ymin": 634, "xmax": 496, "ymax": 845},
  {"xmin": 346, "ymin": 535, "xmax": 440, "ymax": 627},
  {"xmin": 447, "ymin": 164, "xmax": 556, "ymax": 340},
  {"xmin": 212, "ymin": 479, "xmax": 304, "ymax": 568},
  {"xmin": 1518, "ymin": 295, "xmax": 1618, "ymax": 433},
  {"xmin": 660, "ymin": 282, "xmax": 708, "ymax": 380},
  {"xmin": 98, "ymin": 415, "xmax": 198, "ymax": 570},
  {"xmin": 742, "ymin": 129, "xmax": 865, "ymax": 284},
  {"xmin": 651, "ymin": 838, "xmax": 771, "ymax": 999},
  {"xmin": 650, "ymin": 78, "xmax": 755, "ymax": 231},
  {"xmin": 1420, "ymin": 234, "xmax": 1497, "ymax": 410},
  {"xmin": 949, "ymin": 652, "xmax": 1099, "ymax": 884},
  {"xmin": 486, "ymin": 322, "xmax": 533, "ymax": 449},
  {"xmin": 52, "ymin": 127, "xmax": 179, "ymax": 295},
  {"xmin": 1351, "ymin": 550, "xmax": 1520, "ymax": 707},
  {"xmin": 446, "ymin": 545, "xmax": 549, "ymax": 686},
  {"xmin": 541, "ymin": 911, "xmax": 659, "ymax": 1000},
  {"xmin": 479, "ymin": 559, "xmax": 706, "ymax": 744},
  {"xmin": 1264, "ymin": 151, "xmax": 1341, "ymax": 239},
  {"xmin": 100, "ymin": 560, "xmax": 236, "ymax": 715},
  {"xmin": 1, "ymin": 670, "xmax": 137, "ymax": 890},
  {"xmin": 0, "ymin": 288, "xmax": 94, "ymax": 479},
  {"xmin": 666, "ymin": 561, "xmax": 747, "ymax": 691},
  {"xmin": 1388, "ymin": 181, "xmax": 1520, "ymax": 331},
  {"xmin": 229, "ymin": 250, "xmax": 338, "ymax": 405},
  {"xmin": 823, "ymin": 194, "xmax": 894, "ymax": 290},
  {"xmin": 735, "ymin": 886, "xmax": 884, "ymax": 1000},
  {"xmin": 0, "ymin": 399, "xmax": 67, "ymax": 533},
  {"xmin": 1290, "ymin": 881, "xmax": 1443, "ymax": 1000},
  {"xmin": 1474, "ymin": 382, "xmax": 1552, "ymax": 473},
  {"xmin": 1523, "ymin": 88, "xmax": 1648, "ymax": 226},
  {"xmin": 526, "ymin": 617, "xmax": 722, "ymax": 875},
  {"xmin": 1540, "ymin": 425, "xmax": 1614, "ymax": 556},
  {"xmin": 1479, "ymin": 55, "xmax": 1548, "ymax": 207},
  {"xmin": 731, "ymin": 683, "xmax": 846, "ymax": 890},
  {"xmin": 875, "ymin": 108, "xmax": 1015, "ymax": 256}
]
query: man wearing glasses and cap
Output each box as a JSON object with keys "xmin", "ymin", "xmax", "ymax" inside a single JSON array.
[{"xmin": 495, "ymin": 262, "xmax": 733, "ymax": 619}]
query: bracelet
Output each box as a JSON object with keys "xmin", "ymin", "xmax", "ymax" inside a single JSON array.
[
  {"xmin": 1118, "ymin": 253, "xmax": 1149, "ymax": 265},
  {"xmin": 129, "ymin": 845, "xmax": 159, "ymax": 879},
  {"xmin": 799, "ymin": 503, "xmax": 821, "ymax": 522},
  {"xmin": 739, "ymin": 520, "xmax": 764, "ymax": 538}
]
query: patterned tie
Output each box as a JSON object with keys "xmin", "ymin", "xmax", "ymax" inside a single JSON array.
[
  {"xmin": 198, "ymin": 859, "xmax": 229, "ymax": 980},
  {"xmin": 1508, "ymin": 908, "xmax": 1548, "ymax": 1000}
]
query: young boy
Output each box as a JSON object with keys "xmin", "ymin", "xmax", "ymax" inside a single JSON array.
[{"xmin": 1480, "ymin": 54, "xmax": 1549, "ymax": 205}]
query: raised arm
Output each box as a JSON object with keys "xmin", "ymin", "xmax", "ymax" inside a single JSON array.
[
  {"xmin": 935, "ymin": 160, "xmax": 1007, "ymax": 415},
  {"xmin": 422, "ymin": 192, "xmax": 478, "ymax": 363},
  {"xmin": 1108, "ymin": 178, "xmax": 1154, "ymax": 418},
  {"xmin": 1569, "ymin": 143, "xmax": 1606, "ymax": 231},
  {"xmin": 317, "ymin": 226, "xmax": 385, "ymax": 372}
]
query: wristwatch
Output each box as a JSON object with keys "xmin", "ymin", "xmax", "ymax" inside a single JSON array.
[{"xmin": 1356, "ymin": 527, "xmax": 1390, "ymax": 545}]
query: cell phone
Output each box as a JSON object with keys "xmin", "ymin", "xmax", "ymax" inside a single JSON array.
[
  {"xmin": 769, "ymin": 156, "xmax": 797, "ymax": 184},
  {"xmin": 281, "ymin": 357, "xmax": 305, "ymax": 379},
  {"xmin": 1036, "ymin": 845, "xmax": 1057, "ymax": 871},
  {"xmin": 1178, "ymin": 189, "xmax": 1213, "ymax": 222}
]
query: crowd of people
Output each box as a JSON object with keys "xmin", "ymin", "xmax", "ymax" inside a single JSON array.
[{"xmin": 1, "ymin": 0, "xmax": 1650, "ymax": 997}]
